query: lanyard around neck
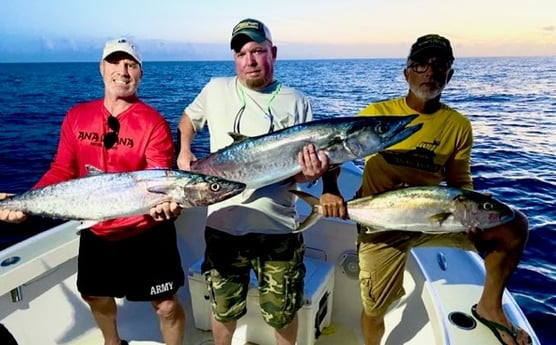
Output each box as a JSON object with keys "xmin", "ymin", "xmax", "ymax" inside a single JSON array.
[{"xmin": 234, "ymin": 82, "xmax": 282, "ymax": 134}]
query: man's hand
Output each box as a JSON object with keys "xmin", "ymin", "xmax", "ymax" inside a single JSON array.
[
  {"xmin": 176, "ymin": 150, "xmax": 197, "ymax": 171},
  {"xmin": 320, "ymin": 193, "xmax": 347, "ymax": 219},
  {"xmin": 149, "ymin": 201, "xmax": 182, "ymax": 221},
  {"xmin": 0, "ymin": 193, "xmax": 28, "ymax": 223},
  {"xmin": 294, "ymin": 144, "xmax": 329, "ymax": 183}
]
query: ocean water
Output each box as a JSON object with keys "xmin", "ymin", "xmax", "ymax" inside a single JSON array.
[{"xmin": 0, "ymin": 57, "xmax": 555, "ymax": 343}]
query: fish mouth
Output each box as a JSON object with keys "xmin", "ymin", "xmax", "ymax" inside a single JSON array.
[
  {"xmin": 500, "ymin": 208, "xmax": 516, "ymax": 224},
  {"xmin": 382, "ymin": 114, "xmax": 422, "ymax": 146},
  {"xmin": 341, "ymin": 114, "xmax": 423, "ymax": 158},
  {"xmin": 220, "ymin": 182, "xmax": 247, "ymax": 200}
]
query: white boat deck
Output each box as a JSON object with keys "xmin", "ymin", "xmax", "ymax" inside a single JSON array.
[{"xmin": 0, "ymin": 163, "xmax": 540, "ymax": 345}]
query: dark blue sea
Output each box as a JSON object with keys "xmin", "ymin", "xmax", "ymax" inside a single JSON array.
[{"xmin": 0, "ymin": 57, "xmax": 555, "ymax": 343}]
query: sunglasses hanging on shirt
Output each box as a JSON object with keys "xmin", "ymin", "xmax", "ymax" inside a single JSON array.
[
  {"xmin": 103, "ymin": 115, "xmax": 120, "ymax": 149},
  {"xmin": 233, "ymin": 83, "xmax": 281, "ymax": 134}
]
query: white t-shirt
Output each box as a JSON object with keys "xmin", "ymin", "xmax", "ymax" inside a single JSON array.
[{"xmin": 184, "ymin": 76, "xmax": 313, "ymax": 235}]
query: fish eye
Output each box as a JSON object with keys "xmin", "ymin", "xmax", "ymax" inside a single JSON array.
[
  {"xmin": 482, "ymin": 202, "xmax": 494, "ymax": 211},
  {"xmin": 375, "ymin": 123, "xmax": 390, "ymax": 135},
  {"xmin": 210, "ymin": 183, "xmax": 221, "ymax": 192}
]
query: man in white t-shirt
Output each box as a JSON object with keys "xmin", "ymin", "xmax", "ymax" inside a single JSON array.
[{"xmin": 177, "ymin": 18, "xmax": 329, "ymax": 345}]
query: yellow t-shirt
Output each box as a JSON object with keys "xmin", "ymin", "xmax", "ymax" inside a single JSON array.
[{"xmin": 358, "ymin": 97, "xmax": 473, "ymax": 197}]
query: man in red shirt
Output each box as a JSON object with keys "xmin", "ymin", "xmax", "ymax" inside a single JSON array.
[{"xmin": 0, "ymin": 38, "xmax": 185, "ymax": 345}]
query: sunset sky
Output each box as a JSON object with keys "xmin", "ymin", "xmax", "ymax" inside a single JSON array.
[{"xmin": 0, "ymin": 0, "xmax": 554, "ymax": 62}]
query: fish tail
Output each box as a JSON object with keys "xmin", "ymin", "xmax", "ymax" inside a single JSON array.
[{"xmin": 289, "ymin": 190, "xmax": 322, "ymax": 233}]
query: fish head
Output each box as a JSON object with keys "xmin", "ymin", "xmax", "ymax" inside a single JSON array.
[
  {"xmin": 174, "ymin": 173, "xmax": 246, "ymax": 207},
  {"xmin": 452, "ymin": 189, "xmax": 515, "ymax": 229},
  {"xmin": 328, "ymin": 114, "xmax": 423, "ymax": 160}
]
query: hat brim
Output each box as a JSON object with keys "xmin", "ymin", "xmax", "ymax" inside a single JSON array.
[
  {"xmin": 409, "ymin": 46, "xmax": 454, "ymax": 60},
  {"xmin": 230, "ymin": 31, "xmax": 268, "ymax": 51},
  {"xmin": 104, "ymin": 52, "xmax": 141, "ymax": 64}
]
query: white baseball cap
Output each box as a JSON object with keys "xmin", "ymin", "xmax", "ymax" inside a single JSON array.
[{"xmin": 101, "ymin": 38, "xmax": 142, "ymax": 65}]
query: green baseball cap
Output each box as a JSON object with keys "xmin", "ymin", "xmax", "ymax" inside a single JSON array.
[{"xmin": 230, "ymin": 18, "xmax": 273, "ymax": 52}]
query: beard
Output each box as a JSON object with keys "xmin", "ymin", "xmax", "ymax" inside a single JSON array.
[
  {"xmin": 409, "ymin": 82, "xmax": 445, "ymax": 101},
  {"xmin": 245, "ymin": 77, "xmax": 268, "ymax": 90}
]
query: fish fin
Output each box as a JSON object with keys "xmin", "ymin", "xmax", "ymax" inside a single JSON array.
[
  {"xmin": 85, "ymin": 165, "xmax": 105, "ymax": 176},
  {"xmin": 294, "ymin": 211, "xmax": 322, "ymax": 233},
  {"xmin": 146, "ymin": 184, "xmax": 175, "ymax": 195},
  {"xmin": 361, "ymin": 225, "xmax": 389, "ymax": 234},
  {"xmin": 429, "ymin": 212, "xmax": 452, "ymax": 226},
  {"xmin": 77, "ymin": 220, "xmax": 100, "ymax": 229},
  {"xmin": 290, "ymin": 190, "xmax": 320, "ymax": 207},
  {"xmin": 290, "ymin": 190, "xmax": 322, "ymax": 233},
  {"xmin": 227, "ymin": 132, "xmax": 250, "ymax": 142}
]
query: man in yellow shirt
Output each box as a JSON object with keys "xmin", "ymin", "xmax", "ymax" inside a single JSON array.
[{"xmin": 321, "ymin": 34, "xmax": 531, "ymax": 345}]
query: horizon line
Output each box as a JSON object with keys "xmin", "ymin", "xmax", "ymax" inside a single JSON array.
[{"xmin": 0, "ymin": 55, "xmax": 554, "ymax": 64}]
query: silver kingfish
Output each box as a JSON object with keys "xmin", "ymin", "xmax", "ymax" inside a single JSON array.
[
  {"xmin": 0, "ymin": 166, "xmax": 246, "ymax": 228},
  {"xmin": 190, "ymin": 115, "xmax": 422, "ymax": 189},
  {"xmin": 292, "ymin": 186, "xmax": 515, "ymax": 233}
]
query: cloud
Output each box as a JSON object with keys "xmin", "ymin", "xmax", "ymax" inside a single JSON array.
[
  {"xmin": 0, "ymin": 35, "xmax": 104, "ymax": 62},
  {"xmin": 0, "ymin": 35, "xmax": 232, "ymax": 62},
  {"xmin": 0, "ymin": 34, "xmax": 553, "ymax": 63}
]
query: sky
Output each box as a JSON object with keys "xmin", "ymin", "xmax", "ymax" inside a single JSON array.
[{"xmin": 0, "ymin": 0, "xmax": 554, "ymax": 62}]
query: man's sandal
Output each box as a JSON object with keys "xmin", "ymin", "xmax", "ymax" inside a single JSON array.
[{"xmin": 471, "ymin": 304, "xmax": 532, "ymax": 345}]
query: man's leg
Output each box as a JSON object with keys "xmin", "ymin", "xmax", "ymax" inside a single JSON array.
[
  {"xmin": 78, "ymin": 230, "xmax": 126, "ymax": 345},
  {"xmin": 83, "ymin": 295, "xmax": 122, "ymax": 345},
  {"xmin": 274, "ymin": 314, "xmax": 298, "ymax": 345},
  {"xmin": 256, "ymin": 233, "xmax": 305, "ymax": 345},
  {"xmin": 211, "ymin": 317, "xmax": 237, "ymax": 345},
  {"xmin": 357, "ymin": 231, "xmax": 411, "ymax": 345},
  {"xmin": 203, "ymin": 228, "xmax": 250, "ymax": 345},
  {"xmin": 361, "ymin": 311, "xmax": 386, "ymax": 345},
  {"xmin": 474, "ymin": 209, "xmax": 531, "ymax": 345},
  {"xmin": 153, "ymin": 295, "xmax": 185, "ymax": 345}
]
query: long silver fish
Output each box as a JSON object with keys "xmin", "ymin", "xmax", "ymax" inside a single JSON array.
[
  {"xmin": 0, "ymin": 167, "xmax": 246, "ymax": 228},
  {"xmin": 292, "ymin": 186, "xmax": 515, "ymax": 233},
  {"xmin": 190, "ymin": 115, "xmax": 422, "ymax": 189}
]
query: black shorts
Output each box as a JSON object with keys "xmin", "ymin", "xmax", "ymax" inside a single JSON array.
[{"xmin": 77, "ymin": 221, "xmax": 184, "ymax": 301}]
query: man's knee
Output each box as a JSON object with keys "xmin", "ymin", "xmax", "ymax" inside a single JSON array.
[
  {"xmin": 258, "ymin": 279, "xmax": 304, "ymax": 329},
  {"xmin": 81, "ymin": 294, "xmax": 114, "ymax": 307},
  {"xmin": 482, "ymin": 208, "xmax": 529, "ymax": 250},
  {"xmin": 261, "ymin": 308, "xmax": 298, "ymax": 329},
  {"xmin": 362, "ymin": 308, "xmax": 387, "ymax": 325},
  {"xmin": 153, "ymin": 296, "xmax": 182, "ymax": 319}
]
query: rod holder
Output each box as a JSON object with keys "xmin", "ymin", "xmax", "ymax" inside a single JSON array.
[{"xmin": 10, "ymin": 286, "xmax": 22, "ymax": 302}]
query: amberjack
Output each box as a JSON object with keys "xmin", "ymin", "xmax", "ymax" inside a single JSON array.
[
  {"xmin": 190, "ymin": 115, "xmax": 422, "ymax": 189},
  {"xmin": 292, "ymin": 186, "xmax": 515, "ymax": 233},
  {"xmin": 0, "ymin": 166, "xmax": 246, "ymax": 228}
]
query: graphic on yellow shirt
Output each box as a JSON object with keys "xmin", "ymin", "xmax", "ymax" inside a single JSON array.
[
  {"xmin": 380, "ymin": 139, "xmax": 442, "ymax": 173},
  {"xmin": 358, "ymin": 97, "xmax": 473, "ymax": 196}
]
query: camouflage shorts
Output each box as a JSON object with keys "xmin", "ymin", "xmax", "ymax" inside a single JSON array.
[{"xmin": 202, "ymin": 227, "xmax": 306, "ymax": 329}]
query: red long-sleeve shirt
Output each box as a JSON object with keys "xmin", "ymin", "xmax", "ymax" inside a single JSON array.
[{"xmin": 34, "ymin": 99, "xmax": 174, "ymax": 238}]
